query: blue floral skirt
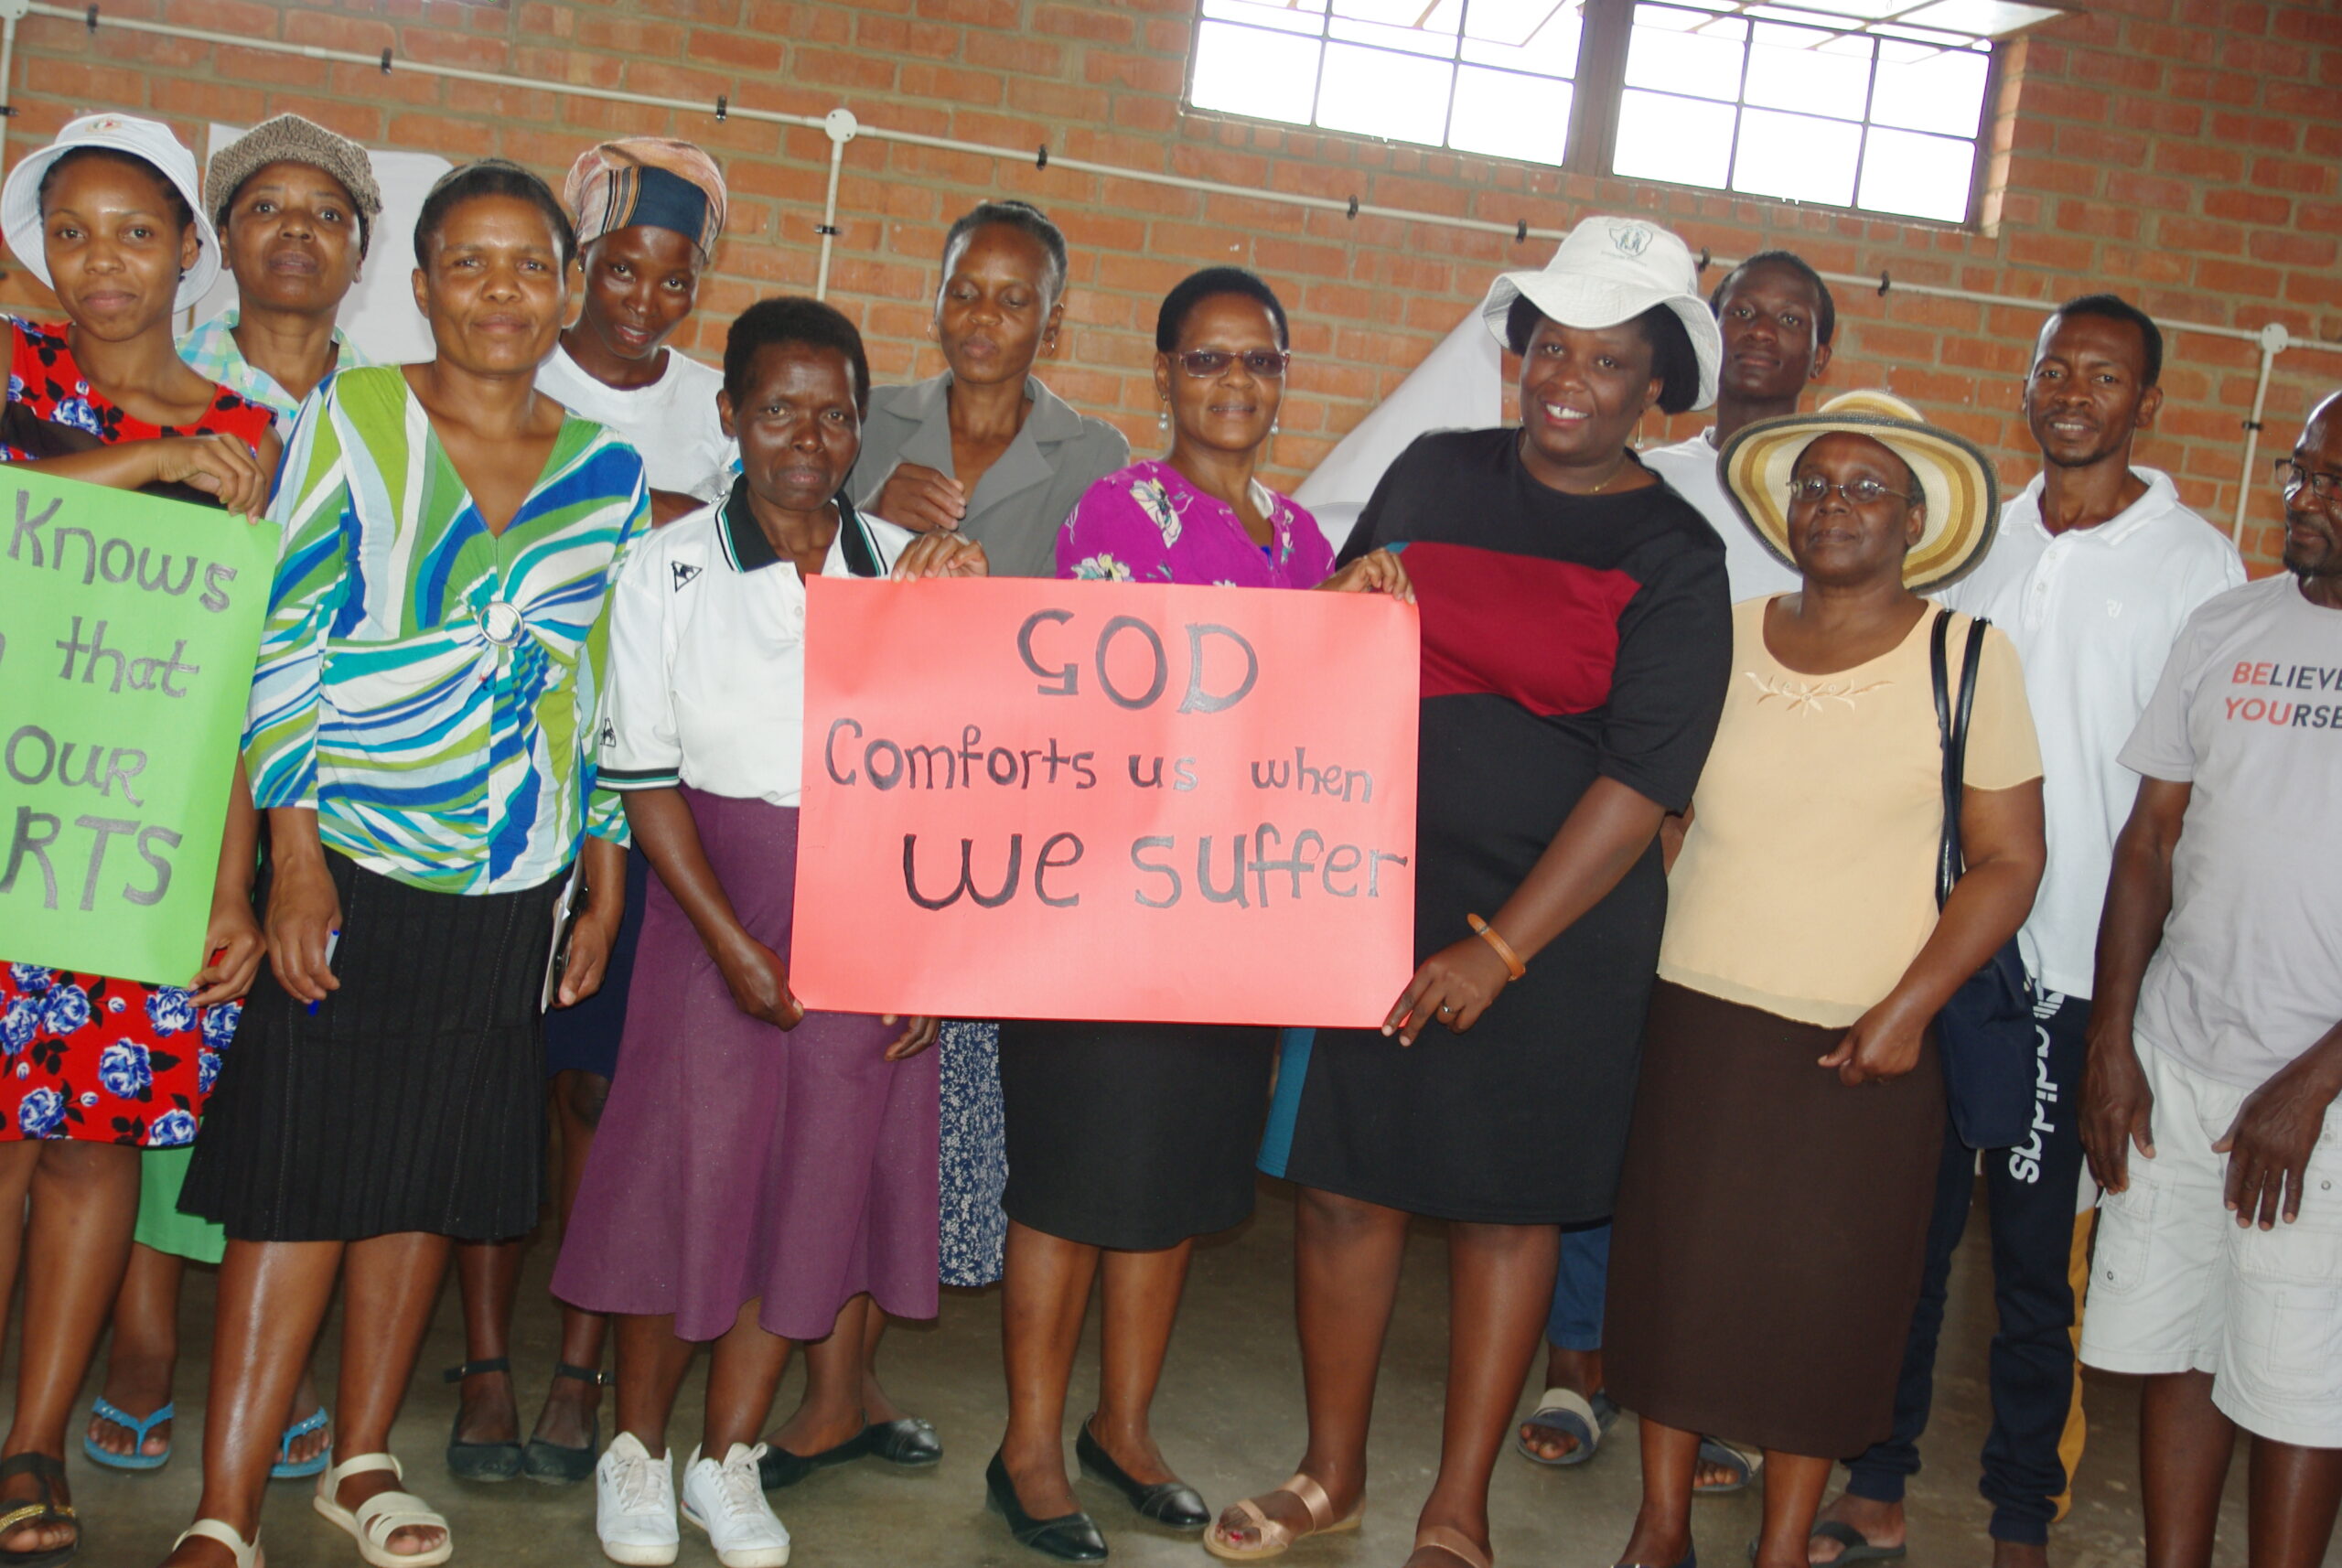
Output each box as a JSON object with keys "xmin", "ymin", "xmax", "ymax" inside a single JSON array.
[
  {"xmin": 937, "ymin": 1020, "xmax": 1006, "ymax": 1287},
  {"xmin": 1, "ymin": 962, "xmax": 238, "ymax": 1145}
]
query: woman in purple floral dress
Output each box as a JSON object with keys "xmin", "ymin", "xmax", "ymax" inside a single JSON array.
[{"xmin": 983, "ymin": 267, "xmax": 1409, "ymax": 1561}]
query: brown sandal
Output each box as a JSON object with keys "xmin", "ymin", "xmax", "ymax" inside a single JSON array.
[
  {"xmin": 1413, "ymin": 1523, "xmax": 1494, "ymax": 1568},
  {"xmin": 0, "ymin": 1453, "xmax": 78, "ymax": 1565},
  {"xmin": 1202, "ymin": 1471, "xmax": 1363, "ymax": 1562}
]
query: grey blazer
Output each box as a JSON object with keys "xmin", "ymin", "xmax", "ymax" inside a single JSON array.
[{"xmin": 851, "ymin": 371, "xmax": 1131, "ymax": 580}]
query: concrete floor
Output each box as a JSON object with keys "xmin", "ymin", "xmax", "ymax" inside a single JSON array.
[{"xmin": 10, "ymin": 1179, "xmax": 2315, "ymax": 1568}]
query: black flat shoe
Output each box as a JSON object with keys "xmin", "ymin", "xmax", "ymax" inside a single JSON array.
[
  {"xmin": 862, "ymin": 1415, "xmax": 942, "ymax": 1467},
  {"xmin": 442, "ymin": 1359, "xmax": 523, "ymax": 1482},
  {"xmin": 758, "ymin": 1427, "xmax": 874, "ymax": 1490},
  {"xmin": 985, "ymin": 1450, "xmax": 1108, "ymax": 1562},
  {"xmin": 521, "ymin": 1362, "xmax": 607, "ymax": 1487},
  {"xmin": 1075, "ymin": 1423, "xmax": 1209, "ymax": 1531}
]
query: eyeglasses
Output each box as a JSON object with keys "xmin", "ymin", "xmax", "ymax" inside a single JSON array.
[
  {"xmin": 1787, "ymin": 475, "xmax": 1914, "ymax": 506},
  {"xmin": 2274, "ymin": 458, "xmax": 2342, "ymax": 501},
  {"xmin": 1174, "ymin": 349, "xmax": 1290, "ymax": 380}
]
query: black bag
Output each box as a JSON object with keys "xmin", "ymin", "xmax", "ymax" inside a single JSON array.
[{"xmin": 1930, "ymin": 608, "xmax": 2037, "ymax": 1152}]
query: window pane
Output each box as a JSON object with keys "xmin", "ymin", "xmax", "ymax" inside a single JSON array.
[
  {"xmin": 1896, "ymin": 0, "xmax": 2067, "ymax": 38},
  {"xmin": 1614, "ymin": 88, "xmax": 1737, "ymax": 189},
  {"xmin": 1857, "ymin": 125, "xmax": 1976, "ymax": 221},
  {"xmin": 1200, "ymin": 0, "xmax": 1330, "ymax": 36},
  {"xmin": 1732, "ymin": 107, "xmax": 1861, "ymax": 205},
  {"xmin": 1460, "ymin": 0, "xmax": 1582, "ymax": 75},
  {"xmin": 1627, "ymin": 6, "xmax": 1749, "ymax": 101},
  {"xmin": 1447, "ymin": 65, "xmax": 1573, "ymax": 164},
  {"xmin": 1742, "ymin": 23, "xmax": 1873, "ymax": 121},
  {"xmin": 1315, "ymin": 41, "xmax": 1456, "ymax": 144},
  {"xmin": 1328, "ymin": 0, "xmax": 1463, "ymax": 58},
  {"xmin": 1870, "ymin": 40, "xmax": 1988, "ymax": 136},
  {"xmin": 1192, "ymin": 20, "xmax": 1327, "ymax": 123},
  {"xmin": 1754, "ymin": 0, "xmax": 1907, "ymax": 17}
]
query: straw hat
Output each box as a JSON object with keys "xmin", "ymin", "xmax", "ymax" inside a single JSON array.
[
  {"xmin": 1720, "ymin": 390, "xmax": 2000, "ymax": 592},
  {"xmin": 2, "ymin": 113, "xmax": 220, "ymax": 308},
  {"xmin": 1477, "ymin": 215, "xmax": 1722, "ymax": 410}
]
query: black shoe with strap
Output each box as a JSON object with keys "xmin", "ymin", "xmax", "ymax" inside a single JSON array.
[
  {"xmin": 521, "ymin": 1362, "xmax": 607, "ymax": 1487},
  {"xmin": 442, "ymin": 1358, "xmax": 524, "ymax": 1482},
  {"xmin": 1075, "ymin": 1423, "xmax": 1209, "ymax": 1531},
  {"xmin": 985, "ymin": 1450, "xmax": 1107, "ymax": 1563},
  {"xmin": 0, "ymin": 1452, "xmax": 78, "ymax": 1568}
]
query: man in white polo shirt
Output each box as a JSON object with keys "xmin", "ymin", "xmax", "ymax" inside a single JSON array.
[
  {"xmin": 1812, "ymin": 295, "xmax": 2243, "ymax": 1568},
  {"xmin": 2079, "ymin": 392, "xmax": 2342, "ymax": 1568}
]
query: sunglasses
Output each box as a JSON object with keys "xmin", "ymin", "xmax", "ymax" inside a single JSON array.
[{"xmin": 1173, "ymin": 349, "xmax": 1291, "ymax": 380}]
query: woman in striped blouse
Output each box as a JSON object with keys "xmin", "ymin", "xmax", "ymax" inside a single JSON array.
[{"xmin": 162, "ymin": 160, "xmax": 648, "ymax": 1568}]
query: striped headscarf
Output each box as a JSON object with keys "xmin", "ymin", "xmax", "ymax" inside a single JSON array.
[{"xmin": 564, "ymin": 138, "xmax": 727, "ymax": 262}]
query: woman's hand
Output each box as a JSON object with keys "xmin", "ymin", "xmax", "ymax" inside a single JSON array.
[
  {"xmin": 873, "ymin": 463, "xmax": 967, "ymax": 534},
  {"xmin": 883, "ymin": 1015, "xmax": 940, "ymax": 1060},
  {"xmin": 892, "ymin": 534, "xmax": 991, "ymax": 581},
  {"xmin": 1383, "ymin": 936, "xmax": 1511, "ymax": 1046},
  {"xmin": 148, "ymin": 434, "xmax": 273, "ymax": 520},
  {"xmin": 714, "ymin": 930, "xmax": 803, "ymax": 1029},
  {"xmin": 191, "ymin": 889, "xmax": 266, "ymax": 1006},
  {"xmin": 555, "ymin": 905, "xmax": 619, "ymax": 1008},
  {"xmin": 1819, "ymin": 993, "xmax": 1929, "ymax": 1086},
  {"xmin": 263, "ymin": 853, "xmax": 342, "ymax": 1004},
  {"xmin": 1316, "ymin": 549, "xmax": 1414, "ymax": 603}
]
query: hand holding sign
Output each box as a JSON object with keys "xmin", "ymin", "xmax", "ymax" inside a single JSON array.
[{"xmin": 793, "ymin": 577, "xmax": 1419, "ymax": 1026}]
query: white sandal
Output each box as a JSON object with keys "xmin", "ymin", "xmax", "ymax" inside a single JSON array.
[
  {"xmin": 313, "ymin": 1453, "xmax": 452, "ymax": 1567},
  {"xmin": 173, "ymin": 1519, "xmax": 265, "ymax": 1567}
]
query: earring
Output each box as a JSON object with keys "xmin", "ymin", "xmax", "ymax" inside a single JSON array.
[{"xmin": 1158, "ymin": 404, "xmax": 1170, "ymax": 433}]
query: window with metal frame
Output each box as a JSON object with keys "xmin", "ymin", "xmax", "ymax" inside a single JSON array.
[{"xmin": 1183, "ymin": 0, "xmax": 2071, "ymax": 227}]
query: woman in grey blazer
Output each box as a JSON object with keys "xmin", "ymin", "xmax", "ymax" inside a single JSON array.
[{"xmin": 755, "ymin": 199, "xmax": 1129, "ymax": 1487}]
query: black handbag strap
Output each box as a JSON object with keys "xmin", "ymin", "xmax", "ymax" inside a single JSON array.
[{"xmin": 1932, "ymin": 607, "xmax": 1992, "ymax": 910}]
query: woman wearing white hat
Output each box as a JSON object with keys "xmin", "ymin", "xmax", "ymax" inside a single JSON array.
[
  {"xmin": 1602, "ymin": 393, "xmax": 2045, "ymax": 1568},
  {"xmin": 0, "ymin": 112, "xmax": 278, "ymax": 1568},
  {"xmin": 1215, "ymin": 217, "xmax": 1733, "ymax": 1568}
]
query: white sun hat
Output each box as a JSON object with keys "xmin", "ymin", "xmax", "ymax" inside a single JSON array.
[
  {"xmin": 2, "ymin": 113, "xmax": 220, "ymax": 309},
  {"xmin": 1478, "ymin": 215, "xmax": 1723, "ymax": 410}
]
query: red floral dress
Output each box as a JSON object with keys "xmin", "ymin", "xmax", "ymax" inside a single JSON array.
[{"xmin": 0, "ymin": 319, "xmax": 274, "ymax": 1144}]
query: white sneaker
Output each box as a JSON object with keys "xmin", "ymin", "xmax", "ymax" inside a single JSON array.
[
  {"xmin": 596, "ymin": 1432, "xmax": 679, "ymax": 1567},
  {"xmin": 681, "ymin": 1444, "xmax": 792, "ymax": 1568}
]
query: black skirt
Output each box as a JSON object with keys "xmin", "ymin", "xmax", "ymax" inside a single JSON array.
[
  {"xmin": 997, "ymin": 1019, "xmax": 1276, "ymax": 1251},
  {"xmin": 181, "ymin": 851, "xmax": 563, "ymax": 1243}
]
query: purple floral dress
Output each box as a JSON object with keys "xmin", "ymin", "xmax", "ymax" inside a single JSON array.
[{"xmin": 1057, "ymin": 459, "xmax": 1338, "ymax": 589}]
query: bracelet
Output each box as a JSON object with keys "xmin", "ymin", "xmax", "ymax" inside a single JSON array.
[{"xmin": 1466, "ymin": 912, "xmax": 1526, "ymax": 981}]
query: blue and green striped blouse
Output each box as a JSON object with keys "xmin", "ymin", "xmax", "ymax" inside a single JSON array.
[{"xmin": 243, "ymin": 365, "xmax": 649, "ymax": 895}]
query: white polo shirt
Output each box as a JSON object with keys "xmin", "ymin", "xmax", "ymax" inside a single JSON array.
[
  {"xmin": 1641, "ymin": 430, "xmax": 1803, "ymax": 603},
  {"xmin": 1939, "ymin": 468, "xmax": 2244, "ymax": 1000},
  {"xmin": 598, "ymin": 488, "xmax": 910, "ymax": 808}
]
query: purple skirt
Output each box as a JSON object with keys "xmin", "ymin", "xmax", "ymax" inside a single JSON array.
[{"xmin": 551, "ymin": 791, "xmax": 940, "ymax": 1342}]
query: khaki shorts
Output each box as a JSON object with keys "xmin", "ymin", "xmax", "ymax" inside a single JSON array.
[{"xmin": 2079, "ymin": 1037, "xmax": 2342, "ymax": 1448}]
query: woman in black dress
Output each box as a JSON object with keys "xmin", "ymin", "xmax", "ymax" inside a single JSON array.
[{"xmin": 1214, "ymin": 218, "xmax": 1733, "ymax": 1568}]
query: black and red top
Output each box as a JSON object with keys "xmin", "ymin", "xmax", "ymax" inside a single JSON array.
[{"xmin": 1263, "ymin": 427, "xmax": 1730, "ymax": 1225}]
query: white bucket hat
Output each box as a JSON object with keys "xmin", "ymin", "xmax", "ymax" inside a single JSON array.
[
  {"xmin": 2, "ymin": 113, "xmax": 220, "ymax": 309},
  {"xmin": 1479, "ymin": 215, "xmax": 1723, "ymax": 410}
]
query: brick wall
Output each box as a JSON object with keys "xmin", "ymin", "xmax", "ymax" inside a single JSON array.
[{"xmin": 5, "ymin": 0, "xmax": 2338, "ymax": 570}]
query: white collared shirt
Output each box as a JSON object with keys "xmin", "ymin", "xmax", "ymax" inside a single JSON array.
[
  {"xmin": 598, "ymin": 489, "xmax": 911, "ymax": 808},
  {"xmin": 1939, "ymin": 467, "xmax": 2245, "ymax": 998},
  {"xmin": 1640, "ymin": 430, "xmax": 1803, "ymax": 603}
]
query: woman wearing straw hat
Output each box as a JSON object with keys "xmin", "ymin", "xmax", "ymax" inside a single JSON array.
[
  {"xmin": 1216, "ymin": 216, "xmax": 1732, "ymax": 1568},
  {"xmin": 1602, "ymin": 392, "xmax": 2046, "ymax": 1568}
]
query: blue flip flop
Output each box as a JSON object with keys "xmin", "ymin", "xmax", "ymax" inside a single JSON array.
[
  {"xmin": 1514, "ymin": 1386, "xmax": 1621, "ymax": 1466},
  {"xmin": 271, "ymin": 1407, "xmax": 332, "ymax": 1481},
  {"xmin": 82, "ymin": 1397, "xmax": 174, "ymax": 1471}
]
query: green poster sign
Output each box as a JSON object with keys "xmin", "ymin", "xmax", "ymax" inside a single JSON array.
[{"xmin": 0, "ymin": 473, "xmax": 277, "ymax": 986}]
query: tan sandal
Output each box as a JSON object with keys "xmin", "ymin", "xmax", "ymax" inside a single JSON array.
[
  {"xmin": 1413, "ymin": 1523, "xmax": 1493, "ymax": 1568},
  {"xmin": 173, "ymin": 1518, "xmax": 265, "ymax": 1567},
  {"xmin": 313, "ymin": 1453, "xmax": 451, "ymax": 1567},
  {"xmin": 1202, "ymin": 1471, "xmax": 1363, "ymax": 1562}
]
